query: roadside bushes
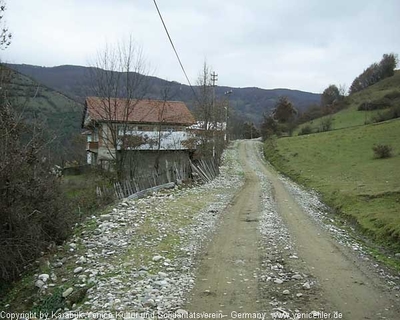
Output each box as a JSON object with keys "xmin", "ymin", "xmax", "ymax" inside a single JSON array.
[
  {"xmin": 298, "ymin": 125, "xmax": 313, "ymax": 136},
  {"xmin": 373, "ymin": 144, "xmax": 393, "ymax": 159},
  {"xmin": 358, "ymin": 98, "xmax": 392, "ymax": 111},
  {"xmin": 0, "ymin": 95, "xmax": 112, "ymax": 290},
  {"xmin": 384, "ymin": 90, "xmax": 400, "ymax": 100},
  {"xmin": 320, "ymin": 117, "xmax": 333, "ymax": 132},
  {"xmin": 0, "ymin": 99, "xmax": 75, "ymax": 283},
  {"xmin": 356, "ymin": 88, "xmax": 400, "ymax": 123},
  {"xmin": 372, "ymin": 105, "xmax": 400, "ymax": 123},
  {"xmin": 0, "ymin": 69, "xmax": 82, "ymax": 286}
]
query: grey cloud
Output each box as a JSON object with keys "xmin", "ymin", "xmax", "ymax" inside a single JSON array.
[{"xmin": 2, "ymin": 0, "xmax": 400, "ymax": 93}]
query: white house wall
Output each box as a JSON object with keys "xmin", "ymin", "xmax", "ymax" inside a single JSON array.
[{"xmin": 119, "ymin": 130, "xmax": 195, "ymax": 151}]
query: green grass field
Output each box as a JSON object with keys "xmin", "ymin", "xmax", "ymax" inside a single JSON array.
[{"xmin": 265, "ymin": 118, "xmax": 400, "ymax": 249}]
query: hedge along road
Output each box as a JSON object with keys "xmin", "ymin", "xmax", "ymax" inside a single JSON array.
[{"xmin": 185, "ymin": 140, "xmax": 400, "ymax": 319}]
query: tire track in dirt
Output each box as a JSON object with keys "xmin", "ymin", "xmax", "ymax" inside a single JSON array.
[{"xmin": 185, "ymin": 141, "xmax": 262, "ymax": 314}]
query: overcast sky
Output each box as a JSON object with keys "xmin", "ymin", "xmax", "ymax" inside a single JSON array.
[{"xmin": 3, "ymin": 0, "xmax": 400, "ymax": 93}]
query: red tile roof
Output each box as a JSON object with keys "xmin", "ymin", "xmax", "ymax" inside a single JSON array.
[{"xmin": 84, "ymin": 97, "xmax": 195, "ymax": 126}]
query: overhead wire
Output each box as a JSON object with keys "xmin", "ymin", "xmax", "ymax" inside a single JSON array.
[{"xmin": 151, "ymin": 0, "xmax": 200, "ymax": 103}]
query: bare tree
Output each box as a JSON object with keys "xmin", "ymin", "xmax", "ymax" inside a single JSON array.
[
  {"xmin": 193, "ymin": 61, "xmax": 227, "ymax": 159},
  {"xmin": 87, "ymin": 37, "xmax": 151, "ymax": 179},
  {"xmin": 0, "ymin": 9, "xmax": 74, "ymax": 283},
  {"xmin": 338, "ymin": 84, "xmax": 347, "ymax": 99},
  {"xmin": 195, "ymin": 62, "xmax": 213, "ymax": 130},
  {"xmin": 0, "ymin": 1, "xmax": 11, "ymax": 50},
  {"xmin": 153, "ymin": 85, "xmax": 174, "ymax": 173}
]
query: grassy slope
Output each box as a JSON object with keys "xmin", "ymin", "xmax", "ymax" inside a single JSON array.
[
  {"xmin": 296, "ymin": 70, "xmax": 400, "ymax": 133},
  {"xmin": 265, "ymin": 120, "xmax": 400, "ymax": 247},
  {"xmin": 265, "ymin": 72, "xmax": 400, "ymax": 250}
]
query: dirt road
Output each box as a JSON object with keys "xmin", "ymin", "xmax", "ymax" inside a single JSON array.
[{"xmin": 186, "ymin": 140, "xmax": 400, "ymax": 319}]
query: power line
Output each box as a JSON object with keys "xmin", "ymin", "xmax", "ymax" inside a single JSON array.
[{"xmin": 152, "ymin": 0, "xmax": 200, "ymax": 102}]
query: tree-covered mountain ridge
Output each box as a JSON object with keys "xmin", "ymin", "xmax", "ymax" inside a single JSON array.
[{"xmin": 8, "ymin": 63, "xmax": 321, "ymax": 124}]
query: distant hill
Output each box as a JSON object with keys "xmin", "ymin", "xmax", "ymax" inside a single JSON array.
[
  {"xmin": 7, "ymin": 68, "xmax": 84, "ymax": 163},
  {"xmin": 7, "ymin": 64, "xmax": 320, "ymax": 124}
]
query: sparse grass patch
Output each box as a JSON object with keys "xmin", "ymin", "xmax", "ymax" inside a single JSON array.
[
  {"xmin": 115, "ymin": 188, "xmax": 223, "ymax": 276},
  {"xmin": 31, "ymin": 287, "xmax": 65, "ymax": 314},
  {"xmin": 61, "ymin": 171, "xmax": 114, "ymax": 216}
]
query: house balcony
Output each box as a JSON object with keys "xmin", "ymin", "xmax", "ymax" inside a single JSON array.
[{"xmin": 87, "ymin": 141, "xmax": 99, "ymax": 152}]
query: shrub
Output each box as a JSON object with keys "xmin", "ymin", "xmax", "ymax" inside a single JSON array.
[
  {"xmin": 298, "ymin": 125, "xmax": 313, "ymax": 136},
  {"xmin": 0, "ymin": 109, "xmax": 74, "ymax": 283},
  {"xmin": 384, "ymin": 90, "xmax": 400, "ymax": 100},
  {"xmin": 372, "ymin": 105, "xmax": 400, "ymax": 123},
  {"xmin": 31, "ymin": 288, "xmax": 66, "ymax": 313},
  {"xmin": 320, "ymin": 117, "xmax": 333, "ymax": 132},
  {"xmin": 358, "ymin": 98, "xmax": 391, "ymax": 111},
  {"xmin": 373, "ymin": 144, "xmax": 393, "ymax": 159},
  {"xmin": 0, "ymin": 69, "xmax": 79, "ymax": 285}
]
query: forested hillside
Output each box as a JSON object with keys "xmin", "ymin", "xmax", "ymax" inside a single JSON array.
[
  {"xmin": 8, "ymin": 68, "xmax": 84, "ymax": 164},
  {"xmin": 8, "ymin": 64, "xmax": 320, "ymax": 124}
]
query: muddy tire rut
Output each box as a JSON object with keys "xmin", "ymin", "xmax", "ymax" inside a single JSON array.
[{"xmin": 186, "ymin": 142, "xmax": 262, "ymax": 313}]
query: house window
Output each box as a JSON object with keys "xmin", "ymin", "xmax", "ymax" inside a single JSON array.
[
  {"xmin": 92, "ymin": 129, "xmax": 99, "ymax": 142},
  {"xmin": 161, "ymin": 126, "xmax": 175, "ymax": 132},
  {"xmin": 137, "ymin": 125, "xmax": 152, "ymax": 131}
]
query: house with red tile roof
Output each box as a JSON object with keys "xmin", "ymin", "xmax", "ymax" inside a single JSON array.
[{"xmin": 82, "ymin": 97, "xmax": 196, "ymax": 172}]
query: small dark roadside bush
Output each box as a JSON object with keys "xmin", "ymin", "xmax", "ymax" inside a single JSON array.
[
  {"xmin": 372, "ymin": 105, "xmax": 400, "ymax": 123},
  {"xmin": 373, "ymin": 144, "xmax": 393, "ymax": 159},
  {"xmin": 358, "ymin": 98, "xmax": 392, "ymax": 111},
  {"xmin": 298, "ymin": 125, "xmax": 313, "ymax": 136},
  {"xmin": 320, "ymin": 117, "xmax": 333, "ymax": 132},
  {"xmin": 384, "ymin": 90, "xmax": 400, "ymax": 100}
]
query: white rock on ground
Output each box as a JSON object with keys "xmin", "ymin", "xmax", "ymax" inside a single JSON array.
[
  {"xmin": 73, "ymin": 267, "xmax": 83, "ymax": 274},
  {"xmin": 62, "ymin": 287, "xmax": 73, "ymax": 298},
  {"xmin": 152, "ymin": 255, "xmax": 163, "ymax": 262},
  {"xmin": 38, "ymin": 274, "xmax": 50, "ymax": 282},
  {"xmin": 35, "ymin": 280, "xmax": 45, "ymax": 289}
]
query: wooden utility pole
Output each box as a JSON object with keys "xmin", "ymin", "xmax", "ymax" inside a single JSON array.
[
  {"xmin": 224, "ymin": 90, "xmax": 232, "ymax": 142},
  {"xmin": 211, "ymin": 71, "xmax": 218, "ymax": 157},
  {"xmin": 211, "ymin": 71, "xmax": 218, "ymax": 114},
  {"xmin": 211, "ymin": 71, "xmax": 218, "ymax": 87}
]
